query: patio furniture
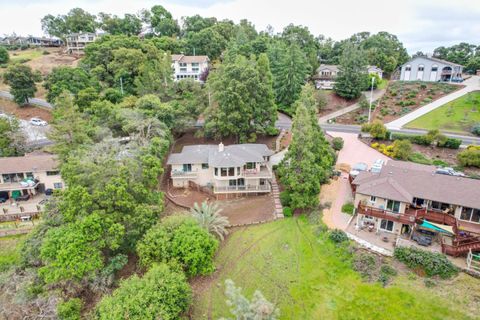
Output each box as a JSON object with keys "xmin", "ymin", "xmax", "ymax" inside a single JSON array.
[
  {"xmin": 412, "ymin": 232, "xmax": 432, "ymax": 246},
  {"xmin": 382, "ymin": 236, "xmax": 389, "ymax": 242}
]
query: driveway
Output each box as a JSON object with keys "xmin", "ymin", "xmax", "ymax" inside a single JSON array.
[
  {"xmin": 275, "ymin": 112, "xmax": 292, "ymax": 130},
  {"xmin": 0, "ymin": 91, "xmax": 53, "ymax": 109},
  {"xmin": 387, "ymin": 76, "xmax": 480, "ymax": 129}
]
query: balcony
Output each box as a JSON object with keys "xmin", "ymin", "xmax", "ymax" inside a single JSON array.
[
  {"xmin": 243, "ymin": 167, "xmax": 272, "ymax": 179},
  {"xmin": 0, "ymin": 180, "xmax": 39, "ymax": 192},
  {"xmin": 357, "ymin": 204, "xmax": 416, "ymax": 225},
  {"xmin": 214, "ymin": 184, "xmax": 271, "ymax": 194},
  {"xmin": 171, "ymin": 170, "xmax": 197, "ymax": 178}
]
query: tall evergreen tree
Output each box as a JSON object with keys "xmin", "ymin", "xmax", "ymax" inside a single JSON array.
[{"xmin": 334, "ymin": 43, "xmax": 368, "ymax": 100}]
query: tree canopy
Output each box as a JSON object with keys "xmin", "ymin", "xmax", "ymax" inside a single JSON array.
[
  {"xmin": 3, "ymin": 64, "xmax": 41, "ymax": 105},
  {"xmin": 334, "ymin": 43, "xmax": 368, "ymax": 100}
]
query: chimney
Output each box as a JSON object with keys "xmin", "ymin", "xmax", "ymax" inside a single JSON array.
[{"xmin": 218, "ymin": 142, "xmax": 224, "ymax": 152}]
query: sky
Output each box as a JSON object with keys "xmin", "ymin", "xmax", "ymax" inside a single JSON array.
[{"xmin": 0, "ymin": 0, "xmax": 479, "ymax": 53}]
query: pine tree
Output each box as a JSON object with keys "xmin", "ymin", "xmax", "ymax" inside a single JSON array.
[{"xmin": 334, "ymin": 43, "xmax": 368, "ymax": 100}]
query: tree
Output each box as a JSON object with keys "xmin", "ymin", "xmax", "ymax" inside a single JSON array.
[
  {"xmin": 185, "ymin": 27, "xmax": 228, "ymax": 59},
  {"xmin": 44, "ymin": 66, "xmax": 98, "ymax": 103},
  {"xmin": 360, "ymin": 32, "xmax": 409, "ymax": 74},
  {"xmin": 269, "ymin": 42, "xmax": 310, "ymax": 114},
  {"xmin": 134, "ymin": 50, "xmax": 173, "ymax": 98},
  {"xmin": 362, "ymin": 120, "xmax": 387, "ymax": 140},
  {"xmin": 0, "ymin": 117, "xmax": 25, "ymax": 157},
  {"xmin": 190, "ymin": 202, "xmax": 229, "ymax": 240},
  {"xmin": 150, "ymin": 5, "xmax": 180, "ymax": 37},
  {"xmin": 465, "ymin": 56, "xmax": 480, "ymax": 74},
  {"xmin": 41, "ymin": 8, "xmax": 97, "ymax": 38},
  {"xmin": 181, "ymin": 14, "xmax": 217, "ymax": 36},
  {"xmin": 0, "ymin": 46, "xmax": 9, "ymax": 64},
  {"xmin": 95, "ymin": 263, "xmax": 192, "ymax": 320},
  {"xmin": 334, "ymin": 43, "xmax": 368, "ymax": 100},
  {"xmin": 99, "ymin": 13, "xmax": 142, "ymax": 36},
  {"xmin": 137, "ymin": 215, "xmax": 218, "ymax": 277},
  {"xmin": 222, "ymin": 279, "xmax": 279, "ymax": 320},
  {"xmin": 281, "ymin": 24, "xmax": 320, "ymax": 71},
  {"xmin": 3, "ymin": 64, "xmax": 40, "ymax": 105},
  {"xmin": 392, "ymin": 139, "xmax": 412, "ymax": 160}
]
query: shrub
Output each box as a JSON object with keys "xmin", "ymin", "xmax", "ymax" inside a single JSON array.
[
  {"xmin": 331, "ymin": 137, "xmax": 344, "ymax": 151},
  {"xmin": 411, "ymin": 135, "xmax": 433, "ymax": 146},
  {"xmin": 408, "ymin": 152, "xmax": 432, "ymax": 165},
  {"xmin": 393, "ymin": 247, "xmax": 458, "ymax": 279},
  {"xmin": 329, "ymin": 229, "xmax": 348, "ymax": 244},
  {"xmin": 341, "ymin": 202, "xmax": 354, "ymax": 215},
  {"xmin": 137, "ymin": 216, "xmax": 219, "ymax": 277},
  {"xmin": 57, "ymin": 298, "xmax": 82, "ymax": 320},
  {"xmin": 0, "ymin": 47, "xmax": 9, "ymax": 64},
  {"xmin": 282, "ymin": 207, "xmax": 293, "ymax": 217},
  {"xmin": 471, "ymin": 123, "xmax": 480, "ymax": 136},
  {"xmin": 424, "ymin": 278, "xmax": 437, "ymax": 288},
  {"xmin": 379, "ymin": 264, "xmax": 398, "ymax": 287},
  {"xmin": 42, "ymin": 50, "xmax": 50, "ymax": 55},
  {"xmin": 457, "ymin": 149, "xmax": 480, "ymax": 168},
  {"xmin": 392, "ymin": 139, "xmax": 412, "ymax": 160},
  {"xmin": 364, "ymin": 120, "xmax": 387, "ymax": 140},
  {"xmin": 95, "ymin": 263, "xmax": 192, "ymax": 320},
  {"xmin": 279, "ymin": 191, "xmax": 291, "ymax": 207},
  {"xmin": 353, "ymin": 252, "xmax": 376, "ymax": 280},
  {"xmin": 437, "ymin": 137, "xmax": 461, "ymax": 149}
]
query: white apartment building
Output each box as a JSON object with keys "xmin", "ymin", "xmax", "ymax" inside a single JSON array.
[{"xmin": 171, "ymin": 54, "xmax": 209, "ymax": 82}]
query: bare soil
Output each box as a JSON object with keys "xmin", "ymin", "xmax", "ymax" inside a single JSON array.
[
  {"xmin": 25, "ymin": 48, "xmax": 79, "ymax": 76},
  {"xmin": 216, "ymin": 195, "xmax": 275, "ymax": 226},
  {"xmin": 0, "ymin": 97, "xmax": 52, "ymax": 122},
  {"xmin": 318, "ymin": 91, "xmax": 358, "ymax": 118}
]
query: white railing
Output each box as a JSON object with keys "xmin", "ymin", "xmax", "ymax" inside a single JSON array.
[
  {"xmin": 171, "ymin": 170, "xmax": 198, "ymax": 178},
  {"xmin": 467, "ymin": 249, "xmax": 480, "ymax": 273},
  {"xmin": 242, "ymin": 167, "xmax": 272, "ymax": 178},
  {"xmin": 214, "ymin": 184, "xmax": 271, "ymax": 193}
]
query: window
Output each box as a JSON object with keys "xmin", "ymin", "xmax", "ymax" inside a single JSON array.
[
  {"xmin": 418, "ymin": 65, "xmax": 424, "ymax": 71},
  {"xmin": 229, "ymin": 179, "xmax": 237, "ymax": 186},
  {"xmin": 221, "ymin": 168, "xmax": 228, "ymax": 177},
  {"xmin": 245, "ymin": 162, "xmax": 255, "ymax": 170},
  {"xmin": 46, "ymin": 170, "xmax": 60, "ymax": 176},
  {"xmin": 431, "ymin": 65, "xmax": 438, "ymax": 72},
  {"xmin": 380, "ymin": 219, "xmax": 394, "ymax": 232},
  {"xmin": 180, "ymin": 67, "xmax": 187, "ymax": 72},
  {"xmin": 228, "ymin": 167, "xmax": 235, "ymax": 176},
  {"xmin": 2, "ymin": 173, "xmax": 23, "ymax": 183},
  {"xmin": 405, "ymin": 66, "xmax": 411, "ymax": 71},
  {"xmin": 194, "ymin": 75, "xmax": 198, "ymax": 80},
  {"xmin": 191, "ymin": 63, "xmax": 199, "ymax": 67},
  {"xmin": 53, "ymin": 182, "xmax": 63, "ymax": 189},
  {"xmin": 237, "ymin": 178, "xmax": 245, "ymax": 186},
  {"xmin": 370, "ymin": 196, "xmax": 376, "ymax": 203},
  {"xmin": 259, "ymin": 179, "xmax": 266, "ymax": 186},
  {"xmin": 460, "ymin": 207, "xmax": 480, "ymax": 223},
  {"xmin": 386, "ymin": 200, "xmax": 400, "ymax": 213},
  {"xmin": 215, "ymin": 168, "xmax": 218, "ymax": 176},
  {"xmin": 202, "ymin": 163, "xmax": 209, "ymax": 169},
  {"xmin": 430, "ymin": 201, "xmax": 449, "ymax": 211},
  {"xmin": 182, "ymin": 164, "xmax": 192, "ymax": 172},
  {"xmin": 26, "ymin": 172, "xmax": 34, "ymax": 179},
  {"xmin": 192, "ymin": 67, "xmax": 199, "ymax": 72},
  {"xmin": 179, "ymin": 62, "xmax": 187, "ymax": 67}
]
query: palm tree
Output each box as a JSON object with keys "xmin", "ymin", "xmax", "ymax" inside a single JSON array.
[{"xmin": 190, "ymin": 201, "xmax": 229, "ymax": 240}]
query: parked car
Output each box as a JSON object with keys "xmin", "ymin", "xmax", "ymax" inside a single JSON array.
[
  {"xmin": 435, "ymin": 167, "xmax": 465, "ymax": 177},
  {"xmin": 16, "ymin": 194, "xmax": 30, "ymax": 201},
  {"xmin": 412, "ymin": 232, "xmax": 432, "ymax": 246},
  {"xmin": 30, "ymin": 117, "xmax": 48, "ymax": 126}
]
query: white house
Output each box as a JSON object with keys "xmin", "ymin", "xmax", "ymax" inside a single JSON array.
[
  {"xmin": 65, "ymin": 32, "xmax": 98, "ymax": 54},
  {"xmin": 314, "ymin": 64, "xmax": 383, "ymax": 89},
  {"xmin": 171, "ymin": 54, "xmax": 209, "ymax": 82},
  {"xmin": 167, "ymin": 143, "xmax": 273, "ymax": 198},
  {"xmin": 399, "ymin": 56, "xmax": 463, "ymax": 82}
]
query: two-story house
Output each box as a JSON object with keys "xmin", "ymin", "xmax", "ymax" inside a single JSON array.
[
  {"xmin": 352, "ymin": 160, "xmax": 480, "ymax": 256},
  {"xmin": 171, "ymin": 54, "xmax": 209, "ymax": 82},
  {"xmin": 66, "ymin": 32, "xmax": 98, "ymax": 54},
  {"xmin": 399, "ymin": 56, "xmax": 463, "ymax": 82},
  {"xmin": 314, "ymin": 64, "xmax": 383, "ymax": 89},
  {"xmin": 0, "ymin": 153, "xmax": 64, "ymax": 201},
  {"xmin": 167, "ymin": 143, "xmax": 274, "ymax": 198}
]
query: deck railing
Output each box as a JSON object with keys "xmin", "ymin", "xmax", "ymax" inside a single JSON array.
[
  {"xmin": 357, "ymin": 204, "xmax": 415, "ymax": 225},
  {"xmin": 214, "ymin": 184, "xmax": 271, "ymax": 194}
]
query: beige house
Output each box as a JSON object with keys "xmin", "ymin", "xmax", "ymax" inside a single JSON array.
[
  {"xmin": 314, "ymin": 64, "xmax": 383, "ymax": 89},
  {"xmin": 352, "ymin": 161, "xmax": 480, "ymax": 256},
  {"xmin": 171, "ymin": 54, "xmax": 209, "ymax": 82},
  {"xmin": 0, "ymin": 153, "xmax": 64, "ymax": 201},
  {"xmin": 66, "ymin": 32, "xmax": 98, "ymax": 54},
  {"xmin": 167, "ymin": 143, "xmax": 273, "ymax": 197}
]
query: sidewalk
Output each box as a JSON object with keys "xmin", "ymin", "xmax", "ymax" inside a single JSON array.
[{"xmin": 387, "ymin": 76, "xmax": 480, "ymax": 129}]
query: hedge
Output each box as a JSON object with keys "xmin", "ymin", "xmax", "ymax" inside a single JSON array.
[
  {"xmin": 393, "ymin": 247, "xmax": 458, "ymax": 279},
  {"xmin": 390, "ymin": 133, "xmax": 461, "ymax": 149},
  {"xmin": 437, "ymin": 137, "xmax": 462, "ymax": 149},
  {"xmin": 457, "ymin": 148, "xmax": 480, "ymax": 167}
]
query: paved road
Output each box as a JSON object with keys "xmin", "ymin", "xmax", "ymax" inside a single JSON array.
[
  {"xmin": 275, "ymin": 112, "xmax": 293, "ymax": 130},
  {"xmin": 0, "ymin": 91, "xmax": 53, "ymax": 109},
  {"xmin": 387, "ymin": 76, "xmax": 480, "ymax": 129},
  {"xmin": 318, "ymin": 89, "xmax": 386, "ymax": 124}
]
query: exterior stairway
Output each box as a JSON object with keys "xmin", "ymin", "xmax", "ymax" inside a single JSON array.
[
  {"xmin": 270, "ymin": 175, "xmax": 284, "ymax": 219},
  {"xmin": 442, "ymin": 236, "xmax": 480, "ymax": 257}
]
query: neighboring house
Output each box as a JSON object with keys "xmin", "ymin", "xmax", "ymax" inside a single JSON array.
[
  {"xmin": 171, "ymin": 54, "xmax": 209, "ymax": 82},
  {"xmin": 352, "ymin": 160, "xmax": 480, "ymax": 256},
  {"xmin": 0, "ymin": 36, "xmax": 28, "ymax": 46},
  {"xmin": 167, "ymin": 143, "xmax": 274, "ymax": 198},
  {"xmin": 26, "ymin": 36, "xmax": 63, "ymax": 47},
  {"xmin": 399, "ymin": 56, "xmax": 463, "ymax": 82},
  {"xmin": 65, "ymin": 32, "xmax": 98, "ymax": 54},
  {"xmin": 0, "ymin": 153, "xmax": 64, "ymax": 201},
  {"xmin": 314, "ymin": 64, "xmax": 383, "ymax": 89}
]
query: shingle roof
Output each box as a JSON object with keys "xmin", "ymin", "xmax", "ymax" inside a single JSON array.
[
  {"xmin": 0, "ymin": 154, "xmax": 59, "ymax": 175},
  {"xmin": 171, "ymin": 54, "xmax": 209, "ymax": 63},
  {"xmin": 167, "ymin": 144, "xmax": 274, "ymax": 167},
  {"xmin": 316, "ymin": 64, "xmax": 339, "ymax": 73},
  {"xmin": 353, "ymin": 160, "xmax": 480, "ymax": 209}
]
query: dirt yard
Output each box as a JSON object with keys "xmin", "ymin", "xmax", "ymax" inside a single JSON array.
[
  {"xmin": 216, "ymin": 194, "xmax": 275, "ymax": 226},
  {"xmin": 318, "ymin": 91, "xmax": 358, "ymax": 118},
  {"xmin": 0, "ymin": 98, "xmax": 52, "ymax": 122}
]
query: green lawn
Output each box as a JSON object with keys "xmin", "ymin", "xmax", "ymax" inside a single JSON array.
[
  {"xmin": 406, "ymin": 91, "xmax": 480, "ymax": 134},
  {"xmin": 0, "ymin": 234, "xmax": 26, "ymax": 272},
  {"xmin": 192, "ymin": 217, "xmax": 480, "ymax": 319},
  {"xmin": 9, "ymin": 49, "xmax": 44, "ymax": 64}
]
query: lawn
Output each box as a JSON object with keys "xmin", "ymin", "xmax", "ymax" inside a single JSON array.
[
  {"xmin": 191, "ymin": 217, "xmax": 480, "ymax": 319},
  {"xmin": 406, "ymin": 91, "xmax": 480, "ymax": 134},
  {"xmin": 0, "ymin": 234, "xmax": 26, "ymax": 272},
  {"xmin": 8, "ymin": 49, "xmax": 45, "ymax": 64}
]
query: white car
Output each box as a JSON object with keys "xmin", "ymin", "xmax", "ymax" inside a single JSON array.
[{"xmin": 30, "ymin": 118, "xmax": 48, "ymax": 126}]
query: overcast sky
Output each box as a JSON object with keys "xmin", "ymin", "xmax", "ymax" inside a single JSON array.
[{"xmin": 1, "ymin": 0, "xmax": 479, "ymax": 53}]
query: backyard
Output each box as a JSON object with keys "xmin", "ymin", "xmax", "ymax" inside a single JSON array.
[
  {"xmin": 406, "ymin": 91, "xmax": 480, "ymax": 134},
  {"xmin": 190, "ymin": 217, "xmax": 480, "ymax": 320},
  {"xmin": 0, "ymin": 234, "xmax": 26, "ymax": 272}
]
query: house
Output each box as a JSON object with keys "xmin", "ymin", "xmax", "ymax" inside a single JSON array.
[
  {"xmin": 352, "ymin": 160, "xmax": 480, "ymax": 256},
  {"xmin": 0, "ymin": 36, "xmax": 28, "ymax": 46},
  {"xmin": 167, "ymin": 143, "xmax": 274, "ymax": 198},
  {"xmin": 314, "ymin": 64, "xmax": 383, "ymax": 89},
  {"xmin": 26, "ymin": 36, "xmax": 63, "ymax": 47},
  {"xmin": 0, "ymin": 153, "xmax": 64, "ymax": 201},
  {"xmin": 171, "ymin": 54, "xmax": 209, "ymax": 82},
  {"xmin": 399, "ymin": 56, "xmax": 463, "ymax": 82},
  {"xmin": 65, "ymin": 32, "xmax": 98, "ymax": 54}
]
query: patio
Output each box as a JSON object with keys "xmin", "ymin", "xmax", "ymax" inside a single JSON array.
[{"xmin": 0, "ymin": 194, "xmax": 47, "ymax": 215}]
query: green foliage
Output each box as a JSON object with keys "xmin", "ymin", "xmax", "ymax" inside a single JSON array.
[
  {"xmin": 437, "ymin": 137, "xmax": 461, "ymax": 149},
  {"xmin": 282, "ymin": 207, "xmax": 293, "ymax": 217},
  {"xmin": 190, "ymin": 201, "xmax": 229, "ymax": 240},
  {"xmin": 0, "ymin": 117, "xmax": 25, "ymax": 157},
  {"xmin": 95, "ymin": 263, "xmax": 192, "ymax": 320},
  {"xmin": 150, "ymin": 5, "xmax": 180, "ymax": 37},
  {"xmin": 341, "ymin": 202, "xmax": 354, "ymax": 215},
  {"xmin": 3, "ymin": 64, "xmax": 40, "ymax": 105},
  {"xmin": 44, "ymin": 66, "xmax": 98, "ymax": 103},
  {"xmin": 362, "ymin": 120, "xmax": 387, "ymax": 139},
  {"xmin": 408, "ymin": 152, "xmax": 433, "ymax": 165},
  {"xmin": 334, "ymin": 43, "xmax": 368, "ymax": 100},
  {"xmin": 137, "ymin": 215, "xmax": 219, "ymax": 277},
  {"xmin": 392, "ymin": 139, "xmax": 412, "ymax": 160},
  {"xmin": 279, "ymin": 191, "xmax": 291, "ymax": 207},
  {"xmin": 471, "ymin": 123, "xmax": 480, "ymax": 136},
  {"xmin": 57, "ymin": 298, "xmax": 82, "ymax": 320},
  {"xmin": 41, "ymin": 8, "xmax": 97, "ymax": 38},
  {"xmin": 394, "ymin": 247, "xmax": 458, "ymax": 279},
  {"xmin": 99, "ymin": 12, "xmax": 143, "ymax": 36},
  {"xmin": 0, "ymin": 46, "xmax": 9, "ymax": 64},
  {"xmin": 328, "ymin": 229, "xmax": 348, "ymax": 244},
  {"xmin": 331, "ymin": 137, "xmax": 344, "ymax": 151},
  {"xmin": 457, "ymin": 148, "xmax": 480, "ymax": 167}
]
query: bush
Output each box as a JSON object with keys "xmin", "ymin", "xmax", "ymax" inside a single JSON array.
[
  {"xmin": 279, "ymin": 191, "xmax": 291, "ymax": 207},
  {"xmin": 95, "ymin": 263, "xmax": 192, "ymax": 320},
  {"xmin": 282, "ymin": 207, "xmax": 293, "ymax": 217},
  {"xmin": 393, "ymin": 247, "xmax": 458, "ymax": 279},
  {"xmin": 0, "ymin": 46, "xmax": 9, "ymax": 64},
  {"xmin": 437, "ymin": 137, "xmax": 461, "ymax": 149},
  {"xmin": 329, "ymin": 229, "xmax": 348, "ymax": 244},
  {"xmin": 137, "ymin": 216, "xmax": 219, "ymax": 277},
  {"xmin": 57, "ymin": 298, "xmax": 82, "ymax": 320},
  {"xmin": 362, "ymin": 120, "xmax": 387, "ymax": 140},
  {"xmin": 471, "ymin": 123, "xmax": 480, "ymax": 136},
  {"xmin": 331, "ymin": 137, "xmax": 344, "ymax": 151},
  {"xmin": 341, "ymin": 202, "xmax": 354, "ymax": 215},
  {"xmin": 424, "ymin": 278, "xmax": 437, "ymax": 288},
  {"xmin": 392, "ymin": 139, "xmax": 412, "ymax": 160},
  {"xmin": 379, "ymin": 264, "xmax": 398, "ymax": 287},
  {"xmin": 457, "ymin": 149, "xmax": 480, "ymax": 168},
  {"xmin": 408, "ymin": 152, "xmax": 432, "ymax": 165}
]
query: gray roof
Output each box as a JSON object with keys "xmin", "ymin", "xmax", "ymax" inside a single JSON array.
[
  {"xmin": 402, "ymin": 56, "xmax": 463, "ymax": 68},
  {"xmin": 167, "ymin": 144, "xmax": 274, "ymax": 167},
  {"xmin": 353, "ymin": 160, "xmax": 480, "ymax": 209},
  {"xmin": 316, "ymin": 64, "xmax": 339, "ymax": 73}
]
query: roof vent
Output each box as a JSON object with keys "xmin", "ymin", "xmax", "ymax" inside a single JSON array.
[{"xmin": 218, "ymin": 142, "xmax": 224, "ymax": 152}]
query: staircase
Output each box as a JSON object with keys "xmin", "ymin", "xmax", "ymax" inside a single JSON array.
[
  {"xmin": 442, "ymin": 236, "xmax": 480, "ymax": 257},
  {"xmin": 270, "ymin": 175, "xmax": 284, "ymax": 219}
]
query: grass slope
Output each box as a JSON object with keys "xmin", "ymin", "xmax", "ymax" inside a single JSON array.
[
  {"xmin": 192, "ymin": 217, "xmax": 479, "ymax": 319},
  {"xmin": 406, "ymin": 91, "xmax": 480, "ymax": 134},
  {"xmin": 0, "ymin": 234, "xmax": 26, "ymax": 272}
]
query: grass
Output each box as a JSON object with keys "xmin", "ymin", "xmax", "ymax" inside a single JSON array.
[
  {"xmin": 192, "ymin": 217, "xmax": 480, "ymax": 319},
  {"xmin": 0, "ymin": 234, "xmax": 26, "ymax": 272},
  {"xmin": 406, "ymin": 91, "xmax": 480, "ymax": 134},
  {"xmin": 341, "ymin": 202, "xmax": 354, "ymax": 215},
  {"xmin": 9, "ymin": 49, "xmax": 44, "ymax": 64}
]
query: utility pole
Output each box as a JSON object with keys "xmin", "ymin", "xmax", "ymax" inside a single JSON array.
[
  {"xmin": 120, "ymin": 77, "xmax": 124, "ymax": 95},
  {"xmin": 368, "ymin": 76, "xmax": 375, "ymax": 123},
  {"xmin": 193, "ymin": 47, "xmax": 196, "ymax": 56}
]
